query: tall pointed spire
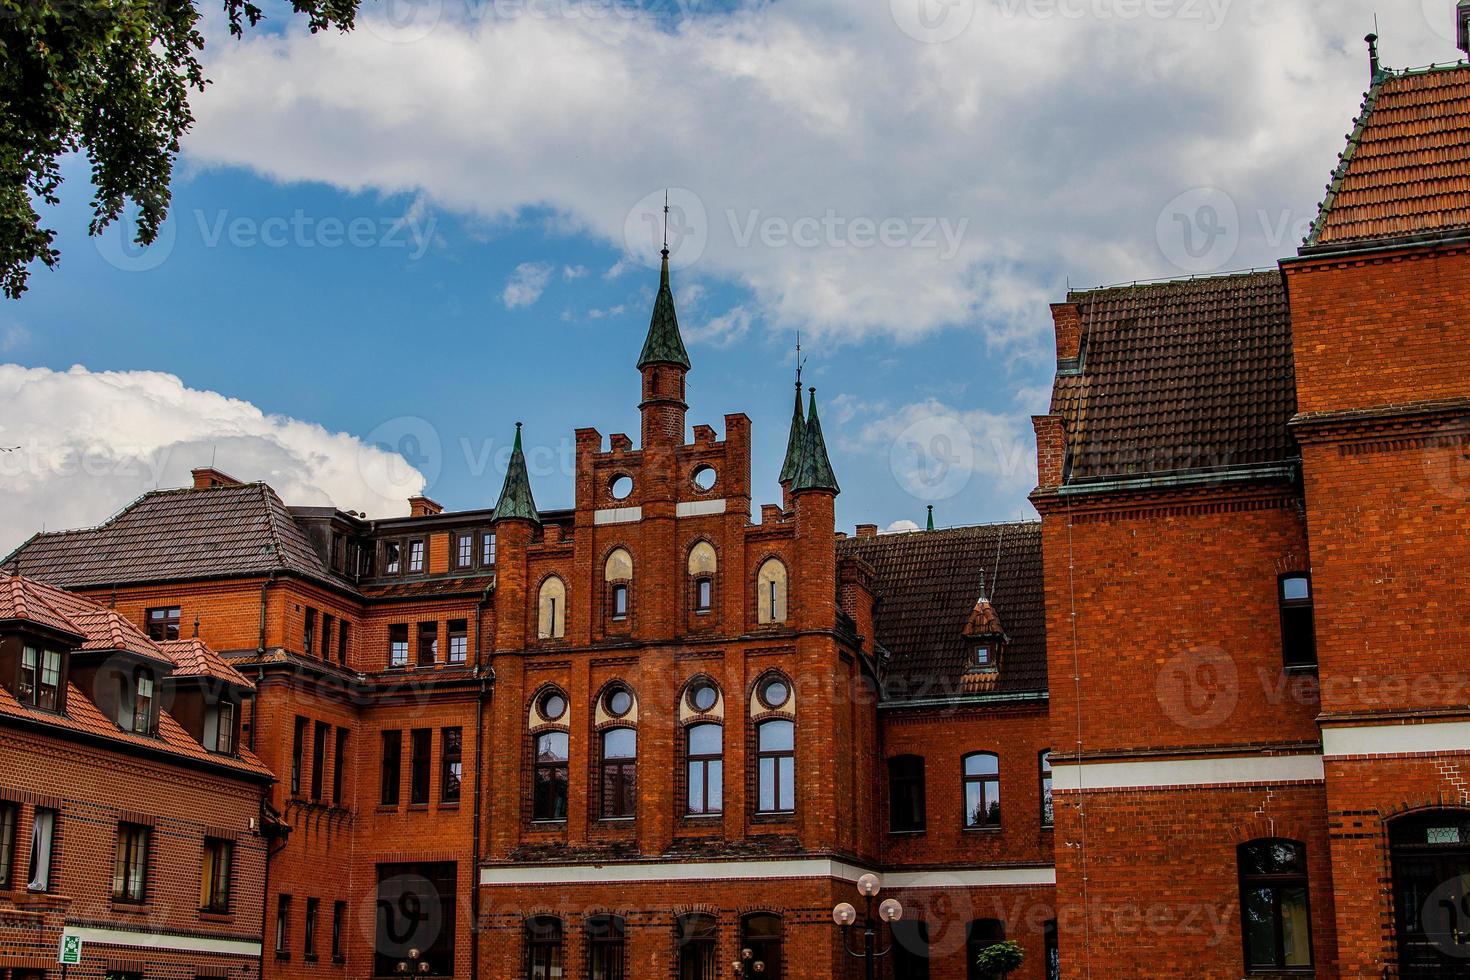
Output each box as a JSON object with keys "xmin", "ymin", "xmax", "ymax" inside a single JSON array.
[
  {"xmin": 491, "ymin": 422, "xmax": 540, "ymax": 523},
  {"xmin": 779, "ymin": 336, "xmax": 806, "ymax": 485},
  {"xmin": 636, "ymin": 199, "xmax": 691, "ymax": 371},
  {"xmin": 792, "ymin": 387, "xmax": 840, "ymax": 494}
]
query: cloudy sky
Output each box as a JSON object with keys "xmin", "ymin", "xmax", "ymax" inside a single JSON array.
[{"xmin": 1, "ymin": 0, "xmax": 1459, "ymax": 552}]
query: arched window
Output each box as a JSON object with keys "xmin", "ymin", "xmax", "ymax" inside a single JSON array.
[
  {"xmin": 676, "ymin": 913, "xmax": 718, "ymax": 980},
  {"xmin": 604, "ymin": 549, "xmax": 633, "ymax": 623},
  {"xmin": 888, "ymin": 755, "xmax": 926, "ymax": 833},
  {"xmin": 756, "ymin": 719, "xmax": 795, "ymax": 814},
  {"xmin": 963, "ymin": 753, "xmax": 1001, "ymax": 828},
  {"xmin": 741, "ymin": 913, "xmax": 783, "ymax": 979},
  {"xmin": 524, "ymin": 916, "xmax": 564, "ymax": 980},
  {"xmin": 757, "ymin": 559, "xmax": 788, "ymax": 624},
  {"xmin": 538, "ymin": 577, "xmax": 566, "ymax": 639},
  {"xmin": 891, "ymin": 920, "xmax": 930, "ymax": 979},
  {"xmin": 966, "ymin": 919, "xmax": 1005, "ymax": 980},
  {"xmin": 689, "ymin": 542, "xmax": 717, "ymax": 615},
  {"xmin": 533, "ymin": 731, "xmax": 569, "ymax": 821},
  {"xmin": 686, "ymin": 723, "xmax": 723, "ymax": 815},
  {"xmin": 1238, "ymin": 839, "xmax": 1312, "ymax": 971},
  {"xmin": 586, "ymin": 914, "xmax": 626, "ymax": 980},
  {"xmin": 600, "ymin": 727, "xmax": 637, "ymax": 819}
]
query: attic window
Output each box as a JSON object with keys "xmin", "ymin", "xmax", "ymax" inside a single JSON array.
[
  {"xmin": 973, "ymin": 644, "xmax": 998, "ymax": 673},
  {"xmin": 19, "ymin": 646, "xmax": 62, "ymax": 712},
  {"xmin": 145, "ymin": 606, "xmax": 181, "ymax": 642}
]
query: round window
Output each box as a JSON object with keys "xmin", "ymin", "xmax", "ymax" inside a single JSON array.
[
  {"xmin": 689, "ymin": 683, "xmax": 718, "ymax": 712},
  {"xmin": 539, "ymin": 691, "xmax": 567, "ymax": 722},
  {"xmin": 610, "ymin": 475, "xmax": 634, "ymax": 501},
  {"xmin": 692, "ymin": 465, "xmax": 717, "ymax": 492},
  {"xmin": 759, "ymin": 677, "xmax": 790, "ymax": 710},
  {"xmin": 605, "ymin": 688, "xmax": 633, "ymax": 717}
]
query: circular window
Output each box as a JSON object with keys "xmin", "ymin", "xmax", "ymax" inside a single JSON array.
[
  {"xmin": 759, "ymin": 677, "xmax": 790, "ymax": 710},
  {"xmin": 610, "ymin": 475, "xmax": 634, "ymax": 501},
  {"xmin": 605, "ymin": 688, "xmax": 633, "ymax": 717},
  {"xmin": 539, "ymin": 691, "xmax": 567, "ymax": 722},
  {"xmin": 689, "ymin": 682, "xmax": 718, "ymax": 713},
  {"xmin": 692, "ymin": 465, "xmax": 717, "ymax": 492}
]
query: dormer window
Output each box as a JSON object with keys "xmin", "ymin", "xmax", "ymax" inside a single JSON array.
[
  {"xmin": 408, "ymin": 540, "xmax": 425, "ymax": 573},
  {"xmin": 205, "ymin": 699, "xmax": 238, "ymax": 755},
  {"xmin": 118, "ymin": 667, "xmax": 157, "ymax": 735},
  {"xmin": 19, "ymin": 645, "xmax": 62, "ymax": 712},
  {"xmin": 973, "ymin": 644, "xmax": 998, "ymax": 673},
  {"xmin": 385, "ymin": 541, "xmax": 402, "ymax": 575}
]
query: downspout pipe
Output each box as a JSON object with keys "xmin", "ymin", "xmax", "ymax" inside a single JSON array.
[
  {"xmin": 470, "ymin": 581, "xmax": 495, "ymax": 980},
  {"xmin": 258, "ymin": 570, "xmax": 278, "ymax": 654}
]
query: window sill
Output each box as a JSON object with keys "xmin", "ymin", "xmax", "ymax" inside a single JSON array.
[
  {"xmin": 888, "ymin": 829, "xmax": 927, "ymax": 837},
  {"xmin": 438, "ymin": 802, "xmax": 461, "ymax": 811},
  {"xmin": 529, "ymin": 819, "xmax": 567, "ymax": 826},
  {"xmin": 304, "ymin": 953, "xmax": 319, "ymax": 963},
  {"xmin": 964, "ymin": 825, "xmax": 1003, "ymax": 834},
  {"xmin": 199, "ymin": 910, "xmax": 235, "ymax": 923},
  {"xmin": 111, "ymin": 899, "xmax": 149, "ymax": 912},
  {"xmin": 599, "ymin": 816, "xmax": 635, "ymax": 823},
  {"xmin": 1283, "ymin": 664, "xmax": 1319, "ymax": 675},
  {"xmin": 332, "ymin": 955, "xmax": 347, "ymax": 965},
  {"xmin": 406, "ymin": 803, "xmax": 430, "ymax": 812},
  {"xmin": 376, "ymin": 804, "xmax": 400, "ymax": 813},
  {"xmin": 275, "ymin": 953, "xmax": 291, "ymax": 962}
]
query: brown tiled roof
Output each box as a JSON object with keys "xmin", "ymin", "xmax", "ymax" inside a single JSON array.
[
  {"xmin": 1309, "ymin": 65, "xmax": 1470, "ymax": 248},
  {"xmin": 360, "ymin": 574, "xmax": 494, "ymax": 600},
  {"xmin": 0, "ymin": 574, "xmax": 83, "ymax": 637},
  {"xmin": 158, "ymin": 638, "xmax": 254, "ymax": 689},
  {"xmin": 3, "ymin": 482, "xmax": 345, "ymax": 590},
  {"xmin": 962, "ymin": 597, "xmax": 1005, "ymax": 638},
  {"xmin": 1051, "ymin": 271, "xmax": 1297, "ymax": 484},
  {"xmin": 838, "ymin": 523, "xmax": 1045, "ymax": 701}
]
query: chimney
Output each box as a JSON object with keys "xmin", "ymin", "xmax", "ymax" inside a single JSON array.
[
  {"xmin": 1459, "ymin": 2, "xmax": 1470, "ymax": 58},
  {"xmin": 1033, "ymin": 415, "xmax": 1067, "ymax": 489},
  {"xmin": 1051, "ymin": 303, "xmax": 1083, "ymax": 363},
  {"xmin": 191, "ymin": 466, "xmax": 241, "ymax": 489},
  {"xmin": 408, "ymin": 495, "xmax": 443, "ymax": 517},
  {"xmin": 855, "ymin": 524, "xmax": 878, "ymax": 539}
]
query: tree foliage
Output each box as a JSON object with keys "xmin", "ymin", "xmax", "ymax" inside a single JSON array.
[
  {"xmin": 975, "ymin": 939, "xmax": 1026, "ymax": 979},
  {"xmin": 0, "ymin": 0, "xmax": 360, "ymax": 298}
]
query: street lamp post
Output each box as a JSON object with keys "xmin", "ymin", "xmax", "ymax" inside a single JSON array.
[
  {"xmin": 731, "ymin": 944, "xmax": 765, "ymax": 976},
  {"xmin": 396, "ymin": 948, "xmax": 430, "ymax": 974},
  {"xmin": 833, "ymin": 872, "xmax": 904, "ymax": 980}
]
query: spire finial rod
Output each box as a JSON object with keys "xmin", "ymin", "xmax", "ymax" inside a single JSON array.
[
  {"xmin": 662, "ymin": 189, "xmax": 670, "ymax": 257},
  {"xmin": 795, "ymin": 331, "xmax": 805, "ymax": 389}
]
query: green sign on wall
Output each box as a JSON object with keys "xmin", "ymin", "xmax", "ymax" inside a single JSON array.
[{"xmin": 58, "ymin": 933, "xmax": 83, "ymax": 964}]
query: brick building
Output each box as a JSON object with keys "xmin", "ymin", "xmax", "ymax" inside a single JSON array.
[{"xmin": 10, "ymin": 8, "xmax": 1470, "ymax": 980}]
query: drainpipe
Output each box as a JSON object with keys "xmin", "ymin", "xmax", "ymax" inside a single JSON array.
[
  {"xmin": 469, "ymin": 581, "xmax": 494, "ymax": 980},
  {"xmin": 257, "ymin": 571, "xmax": 278, "ymax": 654}
]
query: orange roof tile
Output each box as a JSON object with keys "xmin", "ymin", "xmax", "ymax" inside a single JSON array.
[
  {"xmin": 0, "ymin": 574, "xmax": 82, "ymax": 636},
  {"xmin": 157, "ymin": 638, "xmax": 254, "ymax": 689}
]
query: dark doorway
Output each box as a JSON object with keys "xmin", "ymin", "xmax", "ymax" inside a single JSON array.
[{"xmin": 1392, "ymin": 810, "xmax": 1470, "ymax": 978}]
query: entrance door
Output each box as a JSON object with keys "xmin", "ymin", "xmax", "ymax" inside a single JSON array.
[{"xmin": 1392, "ymin": 811, "xmax": 1470, "ymax": 978}]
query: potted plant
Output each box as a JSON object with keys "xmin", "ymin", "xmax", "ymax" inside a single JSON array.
[{"xmin": 975, "ymin": 939, "xmax": 1026, "ymax": 979}]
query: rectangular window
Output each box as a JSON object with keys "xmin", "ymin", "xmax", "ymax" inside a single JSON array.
[
  {"xmin": 380, "ymin": 731, "xmax": 402, "ymax": 806},
  {"xmin": 338, "ymin": 620, "xmax": 350, "ymax": 665},
  {"xmin": 130, "ymin": 670, "xmax": 155, "ymax": 734},
  {"xmin": 888, "ymin": 756, "xmax": 926, "ymax": 833},
  {"xmin": 291, "ymin": 717, "xmax": 308, "ymax": 797},
  {"xmin": 27, "ymin": 807, "xmax": 56, "ymax": 892},
  {"xmin": 312, "ymin": 721, "xmax": 330, "ymax": 800},
  {"xmin": 963, "ymin": 754, "xmax": 1002, "ymax": 829},
  {"xmin": 1040, "ymin": 751, "xmax": 1054, "ymax": 828},
  {"xmin": 441, "ymin": 727, "xmax": 463, "ymax": 804},
  {"xmin": 200, "ymin": 838, "xmax": 233, "ymax": 913},
  {"xmin": 145, "ymin": 606, "xmax": 181, "ymax": 641},
  {"xmin": 0, "ymin": 802, "xmax": 16, "ymax": 888},
  {"xmin": 304, "ymin": 608, "xmax": 317, "ymax": 655},
  {"xmin": 305, "ymin": 896, "xmax": 320, "ymax": 958},
  {"xmin": 389, "ymin": 624, "xmax": 409, "ymax": 668},
  {"xmin": 385, "ymin": 541, "xmax": 402, "ymax": 575},
  {"xmin": 408, "ymin": 540, "xmax": 425, "ymax": 573},
  {"xmin": 456, "ymin": 534, "xmax": 473, "ymax": 568},
  {"xmin": 332, "ymin": 900, "xmax": 347, "ymax": 961},
  {"xmin": 447, "ymin": 619, "xmax": 468, "ymax": 664},
  {"xmin": 112, "ymin": 822, "xmax": 149, "ymax": 903},
  {"xmin": 611, "ymin": 583, "xmax": 629, "ymax": 621},
  {"xmin": 695, "ymin": 577, "xmax": 713, "ymax": 613},
  {"xmin": 756, "ymin": 720, "xmax": 795, "ymax": 814},
  {"xmin": 1239, "ymin": 839, "xmax": 1313, "ymax": 971},
  {"xmin": 333, "ymin": 727, "xmax": 349, "ymax": 804},
  {"xmin": 321, "ymin": 614, "xmax": 334, "ymax": 660},
  {"xmin": 1280, "ymin": 574, "xmax": 1317, "ymax": 669},
  {"xmin": 210, "ymin": 699, "xmax": 237, "ymax": 755},
  {"xmin": 482, "ymin": 532, "xmax": 496, "ymax": 566},
  {"xmin": 276, "ymin": 894, "xmax": 291, "ymax": 956},
  {"xmin": 417, "ymin": 622, "xmax": 438, "ymax": 666},
  {"xmin": 410, "ymin": 728, "xmax": 432, "ymax": 805},
  {"xmin": 19, "ymin": 646, "xmax": 63, "ymax": 711}
]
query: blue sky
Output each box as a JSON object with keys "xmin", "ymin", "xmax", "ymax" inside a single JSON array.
[{"xmin": 1, "ymin": 0, "xmax": 1460, "ymax": 550}]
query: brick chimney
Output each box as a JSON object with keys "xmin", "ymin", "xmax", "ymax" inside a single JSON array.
[
  {"xmin": 855, "ymin": 524, "xmax": 878, "ymax": 539},
  {"xmin": 1051, "ymin": 303, "xmax": 1083, "ymax": 363},
  {"xmin": 1033, "ymin": 415, "xmax": 1067, "ymax": 489},
  {"xmin": 408, "ymin": 495, "xmax": 444, "ymax": 517},
  {"xmin": 191, "ymin": 466, "xmax": 241, "ymax": 489}
]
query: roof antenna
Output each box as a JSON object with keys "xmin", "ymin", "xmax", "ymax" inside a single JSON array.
[
  {"xmin": 1365, "ymin": 31, "xmax": 1380, "ymax": 82},
  {"xmin": 662, "ymin": 189, "xmax": 670, "ymax": 258},
  {"xmin": 794, "ymin": 331, "xmax": 807, "ymax": 389},
  {"xmin": 989, "ymin": 523, "xmax": 1006, "ymax": 597},
  {"xmin": 210, "ymin": 444, "xmax": 217, "ymax": 468}
]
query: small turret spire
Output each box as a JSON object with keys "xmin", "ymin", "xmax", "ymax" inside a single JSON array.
[
  {"xmin": 778, "ymin": 335, "xmax": 807, "ymax": 485},
  {"xmin": 927, "ymin": 505, "xmax": 935, "ymax": 532},
  {"xmin": 792, "ymin": 387, "xmax": 840, "ymax": 494},
  {"xmin": 491, "ymin": 422, "xmax": 540, "ymax": 523},
  {"xmin": 637, "ymin": 228, "xmax": 691, "ymax": 371}
]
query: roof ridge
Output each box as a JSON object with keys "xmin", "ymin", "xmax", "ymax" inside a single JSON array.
[
  {"xmin": 1069, "ymin": 267, "xmax": 1279, "ymax": 299},
  {"xmin": 257, "ymin": 483, "xmax": 294, "ymax": 570}
]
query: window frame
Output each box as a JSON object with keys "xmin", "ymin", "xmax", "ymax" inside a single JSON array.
[
  {"xmin": 304, "ymin": 895, "xmax": 320, "ymax": 959},
  {"xmin": 275, "ymin": 893, "xmax": 292, "ymax": 958},
  {"xmin": 144, "ymin": 606, "xmax": 181, "ymax": 641},
  {"xmin": 407, "ymin": 538, "xmax": 426, "ymax": 573},
  {"xmin": 1040, "ymin": 750, "xmax": 1054, "ymax": 828},
  {"xmin": 331, "ymin": 899, "xmax": 347, "ymax": 962},
  {"xmin": 416, "ymin": 621, "xmax": 438, "ymax": 666},
  {"xmin": 303, "ymin": 607, "xmax": 317, "ymax": 655},
  {"xmin": 380, "ymin": 730, "xmax": 403, "ymax": 806},
  {"xmin": 290, "ymin": 716, "xmax": 307, "ymax": 797},
  {"xmin": 18, "ymin": 645, "xmax": 64, "ymax": 712},
  {"xmin": 887, "ymin": 754, "xmax": 927, "ymax": 834},
  {"xmin": 112, "ymin": 822, "xmax": 150, "ymax": 904},
  {"xmin": 685, "ymin": 722, "xmax": 724, "ymax": 816},
  {"xmin": 676, "ymin": 913, "xmax": 718, "ymax": 980},
  {"xmin": 0, "ymin": 801, "xmax": 16, "ymax": 889},
  {"xmin": 333, "ymin": 727, "xmax": 348, "ymax": 804},
  {"xmin": 586, "ymin": 913, "xmax": 627, "ymax": 980},
  {"xmin": 441, "ymin": 726, "xmax": 463, "ymax": 805},
  {"xmin": 755, "ymin": 718, "xmax": 796, "ymax": 815},
  {"xmin": 409, "ymin": 728, "xmax": 432, "ymax": 806},
  {"xmin": 740, "ymin": 912, "xmax": 784, "ymax": 980},
  {"xmin": 524, "ymin": 915, "xmax": 564, "ymax": 980},
  {"xmin": 481, "ymin": 531, "xmax": 496, "ymax": 567},
  {"xmin": 1238, "ymin": 838, "xmax": 1314, "ymax": 973},
  {"xmin": 599, "ymin": 726, "xmax": 638, "ymax": 820},
  {"xmin": 311, "ymin": 721, "xmax": 330, "ymax": 800},
  {"xmin": 27, "ymin": 806, "xmax": 56, "ymax": 893},
  {"xmin": 455, "ymin": 532, "xmax": 474, "ymax": 569},
  {"xmin": 1279, "ymin": 573, "xmax": 1318, "ymax": 671},
  {"xmin": 532, "ymin": 730, "xmax": 570, "ymax": 822},
  {"xmin": 447, "ymin": 619, "xmax": 469, "ymax": 664},
  {"xmin": 966, "ymin": 919, "xmax": 1006, "ymax": 980},
  {"xmin": 200, "ymin": 837, "xmax": 233, "ymax": 914},
  {"xmin": 388, "ymin": 623, "xmax": 409, "ymax": 669},
  {"xmin": 962, "ymin": 752, "xmax": 1002, "ymax": 830}
]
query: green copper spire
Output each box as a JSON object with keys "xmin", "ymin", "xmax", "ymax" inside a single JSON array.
[
  {"xmin": 927, "ymin": 505, "xmax": 935, "ymax": 532},
  {"xmin": 636, "ymin": 248, "xmax": 692, "ymax": 370},
  {"xmin": 792, "ymin": 388, "xmax": 840, "ymax": 495},
  {"xmin": 491, "ymin": 423, "xmax": 540, "ymax": 523},
  {"xmin": 779, "ymin": 380, "xmax": 806, "ymax": 485}
]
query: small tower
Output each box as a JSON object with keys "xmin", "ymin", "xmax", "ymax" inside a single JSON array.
[
  {"xmin": 491, "ymin": 422, "xmax": 539, "ymax": 524},
  {"xmin": 962, "ymin": 573, "xmax": 1009, "ymax": 692},
  {"xmin": 492, "ymin": 423, "xmax": 539, "ymax": 652},
  {"xmin": 637, "ymin": 231, "xmax": 692, "ymax": 448},
  {"xmin": 791, "ymin": 387, "xmax": 840, "ymax": 495},
  {"xmin": 779, "ymin": 372, "xmax": 806, "ymax": 508}
]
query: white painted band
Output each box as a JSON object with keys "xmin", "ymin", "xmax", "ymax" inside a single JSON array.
[
  {"xmin": 594, "ymin": 507, "xmax": 642, "ymax": 525},
  {"xmin": 1051, "ymin": 754, "xmax": 1324, "ymax": 791},
  {"xmin": 677, "ymin": 499, "xmax": 727, "ymax": 518},
  {"xmin": 480, "ymin": 859, "xmax": 1054, "ymax": 889},
  {"xmin": 1323, "ymin": 721, "xmax": 1470, "ymax": 757},
  {"xmin": 62, "ymin": 925, "xmax": 262, "ymax": 957}
]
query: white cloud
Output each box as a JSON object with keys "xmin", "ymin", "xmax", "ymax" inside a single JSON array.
[
  {"xmin": 685, "ymin": 305, "xmax": 753, "ymax": 348},
  {"xmin": 885, "ymin": 519, "xmax": 921, "ymax": 534},
  {"xmin": 0, "ymin": 325, "xmax": 29, "ymax": 352},
  {"xmin": 182, "ymin": 0, "xmax": 1448, "ymax": 346},
  {"xmin": 0, "ymin": 364, "xmax": 425, "ymax": 556},
  {"xmin": 502, "ymin": 261, "xmax": 554, "ymax": 308},
  {"xmin": 563, "ymin": 264, "xmax": 588, "ymax": 280}
]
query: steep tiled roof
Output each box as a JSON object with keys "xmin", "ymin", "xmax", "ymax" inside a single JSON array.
[
  {"xmin": 1309, "ymin": 65, "xmax": 1470, "ymax": 248},
  {"xmin": 839, "ymin": 523, "xmax": 1045, "ymax": 701},
  {"xmin": 3, "ymin": 482, "xmax": 342, "ymax": 589},
  {"xmin": 1051, "ymin": 271, "xmax": 1297, "ymax": 484},
  {"xmin": 0, "ymin": 574, "xmax": 83, "ymax": 636},
  {"xmin": 637, "ymin": 251, "xmax": 692, "ymax": 370},
  {"xmin": 158, "ymin": 638, "xmax": 254, "ymax": 689}
]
